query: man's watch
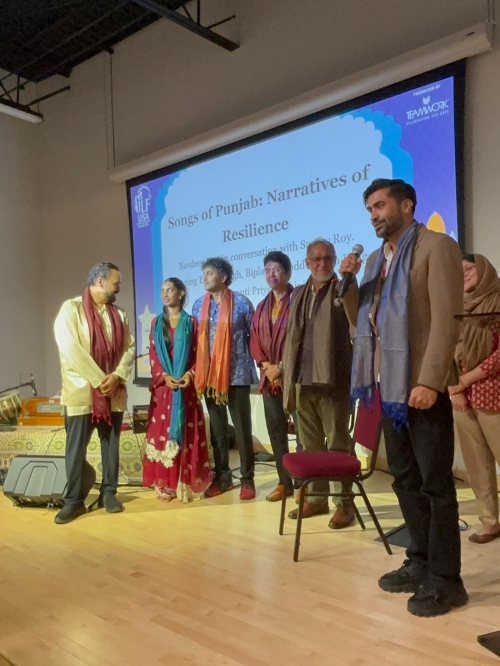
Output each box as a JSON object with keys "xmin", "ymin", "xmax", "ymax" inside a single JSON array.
[{"xmin": 277, "ymin": 362, "xmax": 283, "ymax": 372}]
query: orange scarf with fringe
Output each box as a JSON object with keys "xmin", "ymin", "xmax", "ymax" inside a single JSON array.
[{"xmin": 195, "ymin": 289, "xmax": 233, "ymax": 404}]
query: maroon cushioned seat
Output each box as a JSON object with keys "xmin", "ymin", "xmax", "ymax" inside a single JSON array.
[
  {"xmin": 283, "ymin": 451, "xmax": 361, "ymax": 478},
  {"xmin": 279, "ymin": 389, "xmax": 392, "ymax": 561}
]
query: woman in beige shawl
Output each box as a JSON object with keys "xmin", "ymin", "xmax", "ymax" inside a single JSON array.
[{"xmin": 449, "ymin": 254, "xmax": 500, "ymax": 543}]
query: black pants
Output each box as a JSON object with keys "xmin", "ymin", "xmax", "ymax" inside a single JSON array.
[
  {"xmin": 205, "ymin": 386, "xmax": 254, "ymax": 484},
  {"xmin": 382, "ymin": 392, "xmax": 461, "ymax": 581},
  {"xmin": 263, "ymin": 392, "xmax": 293, "ymax": 492},
  {"xmin": 64, "ymin": 411, "xmax": 123, "ymax": 505}
]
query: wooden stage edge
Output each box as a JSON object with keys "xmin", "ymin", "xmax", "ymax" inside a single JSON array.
[{"xmin": 0, "ymin": 459, "xmax": 499, "ymax": 666}]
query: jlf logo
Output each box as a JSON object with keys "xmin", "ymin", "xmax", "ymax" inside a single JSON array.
[{"xmin": 135, "ymin": 186, "xmax": 152, "ymax": 226}]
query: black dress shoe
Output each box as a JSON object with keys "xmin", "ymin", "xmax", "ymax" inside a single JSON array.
[
  {"xmin": 407, "ymin": 579, "xmax": 468, "ymax": 617},
  {"xmin": 98, "ymin": 493, "xmax": 124, "ymax": 513},
  {"xmin": 54, "ymin": 503, "xmax": 87, "ymax": 524}
]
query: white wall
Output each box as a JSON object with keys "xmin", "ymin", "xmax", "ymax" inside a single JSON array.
[
  {"xmin": 110, "ymin": 0, "xmax": 485, "ymax": 165},
  {"xmin": 0, "ymin": 113, "xmax": 45, "ymax": 396},
  {"xmin": 28, "ymin": 0, "xmax": 499, "ymax": 461},
  {"xmin": 465, "ymin": 43, "xmax": 500, "ymax": 266}
]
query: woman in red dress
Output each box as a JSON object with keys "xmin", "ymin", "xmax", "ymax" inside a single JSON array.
[{"xmin": 143, "ymin": 278, "xmax": 211, "ymax": 502}]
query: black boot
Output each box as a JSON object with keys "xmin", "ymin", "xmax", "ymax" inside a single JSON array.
[
  {"xmin": 378, "ymin": 559, "xmax": 427, "ymax": 593},
  {"xmin": 98, "ymin": 492, "xmax": 124, "ymax": 513},
  {"xmin": 54, "ymin": 502, "xmax": 87, "ymax": 524},
  {"xmin": 407, "ymin": 578, "xmax": 468, "ymax": 617}
]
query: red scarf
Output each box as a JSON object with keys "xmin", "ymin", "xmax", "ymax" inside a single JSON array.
[
  {"xmin": 250, "ymin": 284, "xmax": 293, "ymax": 394},
  {"xmin": 82, "ymin": 287, "xmax": 124, "ymax": 424}
]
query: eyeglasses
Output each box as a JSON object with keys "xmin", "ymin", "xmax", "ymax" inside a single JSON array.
[
  {"xmin": 463, "ymin": 265, "xmax": 477, "ymax": 276},
  {"xmin": 308, "ymin": 255, "xmax": 334, "ymax": 265},
  {"xmin": 265, "ymin": 267, "xmax": 284, "ymax": 275}
]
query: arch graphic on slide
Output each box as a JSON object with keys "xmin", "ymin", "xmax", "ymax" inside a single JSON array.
[
  {"xmin": 151, "ymin": 171, "xmax": 183, "ymax": 315},
  {"xmin": 343, "ymin": 109, "xmax": 414, "ymax": 184}
]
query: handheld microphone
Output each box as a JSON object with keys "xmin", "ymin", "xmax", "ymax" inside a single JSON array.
[{"xmin": 338, "ymin": 244, "xmax": 364, "ymax": 299}]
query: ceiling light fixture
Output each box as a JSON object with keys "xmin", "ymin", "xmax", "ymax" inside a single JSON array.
[{"xmin": 0, "ymin": 99, "xmax": 43, "ymax": 124}]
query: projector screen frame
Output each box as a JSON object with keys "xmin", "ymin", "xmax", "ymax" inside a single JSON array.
[{"xmin": 127, "ymin": 59, "xmax": 466, "ymax": 386}]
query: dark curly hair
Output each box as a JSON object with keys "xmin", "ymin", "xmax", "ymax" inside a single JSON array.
[{"xmin": 202, "ymin": 257, "xmax": 234, "ymax": 286}]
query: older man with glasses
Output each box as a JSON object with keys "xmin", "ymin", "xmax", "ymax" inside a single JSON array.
[{"xmin": 282, "ymin": 238, "xmax": 355, "ymax": 529}]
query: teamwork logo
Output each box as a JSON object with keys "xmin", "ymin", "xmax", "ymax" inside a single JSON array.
[{"xmin": 405, "ymin": 89, "xmax": 451, "ymax": 125}]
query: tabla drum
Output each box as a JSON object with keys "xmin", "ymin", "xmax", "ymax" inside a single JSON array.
[{"xmin": 0, "ymin": 390, "xmax": 23, "ymax": 421}]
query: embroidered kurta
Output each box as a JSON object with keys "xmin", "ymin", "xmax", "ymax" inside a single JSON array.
[{"xmin": 54, "ymin": 296, "xmax": 135, "ymax": 416}]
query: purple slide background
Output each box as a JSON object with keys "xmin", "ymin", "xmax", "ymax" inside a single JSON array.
[{"xmin": 360, "ymin": 77, "xmax": 457, "ymax": 235}]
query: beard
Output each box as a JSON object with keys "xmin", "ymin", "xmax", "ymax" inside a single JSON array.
[
  {"xmin": 105, "ymin": 292, "xmax": 117, "ymax": 304},
  {"xmin": 312, "ymin": 272, "xmax": 333, "ymax": 284},
  {"xmin": 375, "ymin": 212, "xmax": 406, "ymax": 240}
]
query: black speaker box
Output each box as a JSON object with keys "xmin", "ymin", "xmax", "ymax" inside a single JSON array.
[
  {"xmin": 3, "ymin": 455, "xmax": 96, "ymax": 507},
  {"xmin": 132, "ymin": 404, "xmax": 149, "ymax": 434}
]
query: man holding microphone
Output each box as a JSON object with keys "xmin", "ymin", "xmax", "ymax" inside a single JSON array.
[{"xmin": 340, "ymin": 178, "xmax": 467, "ymax": 618}]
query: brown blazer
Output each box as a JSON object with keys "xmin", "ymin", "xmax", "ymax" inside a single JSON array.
[{"xmin": 343, "ymin": 223, "xmax": 463, "ymax": 393}]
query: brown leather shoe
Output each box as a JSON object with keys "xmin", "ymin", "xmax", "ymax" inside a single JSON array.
[
  {"xmin": 295, "ymin": 486, "xmax": 307, "ymax": 505},
  {"xmin": 328, "ymin": 505, "xmax": 355, "ymax": 529},
  {"xmin": 469, "ymin": 528, "xmax": 500, "ymax": 544},
  {"xmin": 266, "ymin": 485, "xmax": 294, "ymax": 502},
  {"xmin": 288, "ymin": 500, "xmax": 329, "ymax": 520}
]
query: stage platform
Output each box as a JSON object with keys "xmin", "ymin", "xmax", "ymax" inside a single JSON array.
[
  {"xmin": 0, "ymin": 426, "xmax": 144, "ymax": 485},
  {"xmin": 0, "ymin": 462, "xmax": 498, "ymax": 666}
]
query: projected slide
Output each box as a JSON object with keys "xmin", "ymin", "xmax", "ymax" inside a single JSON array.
[{"xmin": 129, "ymin": 69, "xmax": 461, "ymax": 378}]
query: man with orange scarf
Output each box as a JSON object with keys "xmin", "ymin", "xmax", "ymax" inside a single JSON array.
[
  {"xmin": 54, "ymin": 262, "xmax": 135, "ymax": 524},
  {"xmin": 193, "ymin": 257, "xmax": 258, "ymax": 500},
  {"xmin": 250, "ymin": 251, "xmax": 295, "ymax": 502}
]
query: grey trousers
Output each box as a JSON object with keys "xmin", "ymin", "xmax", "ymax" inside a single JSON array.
[{"xmin": 295, "ymin": 386, "xmax": 354, "ymax": 506}]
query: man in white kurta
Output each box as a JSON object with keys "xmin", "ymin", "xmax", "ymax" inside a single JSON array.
[{"xmin": 54, "ymin": 262, "xmax": 135, "ymax": 524}]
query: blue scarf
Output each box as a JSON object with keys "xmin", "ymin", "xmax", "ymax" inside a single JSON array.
[
  {"xmin": 351, "ymin": 222, "xmax": 419, "ymax": 430},
  {"xmin": 153, "ymin": 310, "xmax": 193, "ymax": 445}
]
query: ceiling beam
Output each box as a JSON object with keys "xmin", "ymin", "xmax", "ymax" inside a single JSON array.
[
  {"xmin": 132, "ymin": 0, "xmax": 239, "ymax": 52},
  {"xmin": 0, "ymin": 0, "xmax": 129, "ymax": 83},
  {"xmin": 2, "ymin": 0, "xmax": 87, "ymax": 21},
  {"xmin": 27, "ymin": 84, "xmax": 71, "ymax": 106},
  {"xmin": 30, "ymin": 9, "xmax": 151, "ymax": 81}
]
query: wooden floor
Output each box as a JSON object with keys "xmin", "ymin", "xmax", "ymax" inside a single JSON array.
[
  {"xmin": 0, "ymin": 655, "xmax": 14, "ymax": 666},
  {"xmin": 0, "ymin": 459, "xmax": 499, "ymax": 666}
]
